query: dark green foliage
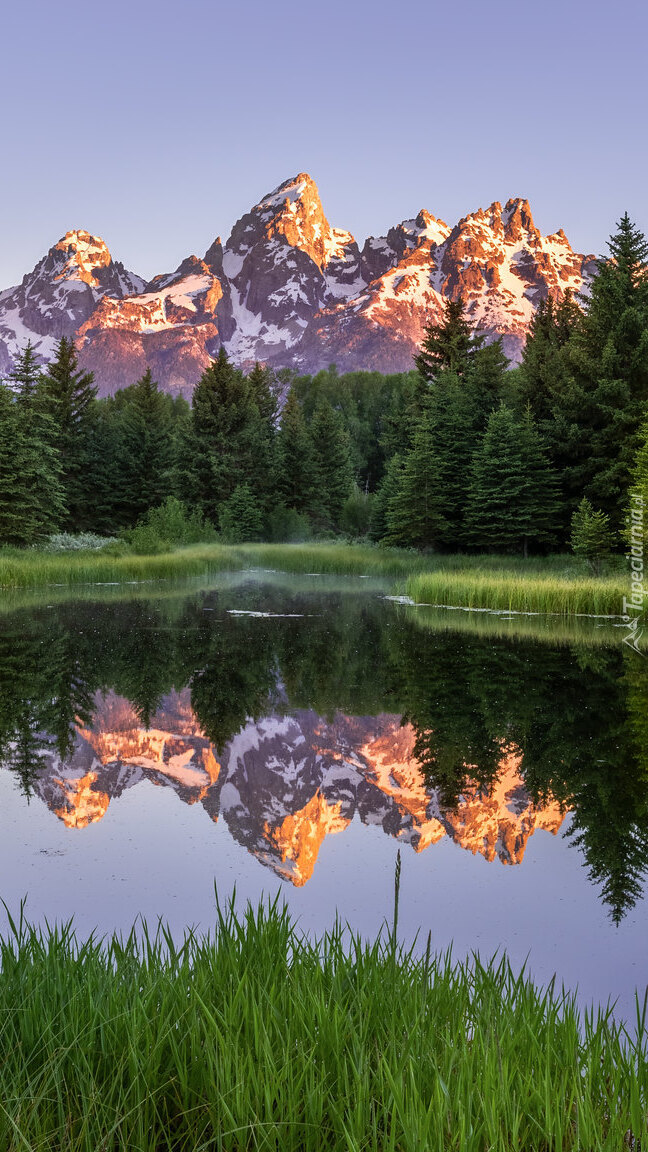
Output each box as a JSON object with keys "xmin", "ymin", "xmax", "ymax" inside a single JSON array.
[
  {"xmin": 39, "ymin": 337, "xmax": 98, "ymax": 531},
  {"xmin": 114, "ymin": 369, "xmax": 176, "ymax": 525},
  {"xmin": 555, "ymin": 215, "xmax": 648, "ymax": 527},
  {"xmin": 218, "ymin": 484, "xmax": 263, "ymax": 542},
  {"xmin": 309, "ymin": 400, "xmax": 354, "ymax": 526},
  {"xmin": 276, "ymin": 389, "xmax": 321, "ymax": 515},
  {"xmin": 465, "ymin": 405, "xmax": 559, "ymax": 554},
  {"xmin": 415, "ymin": 295, "xmax": 484, "ymax": 381},
  {"xmin": 384, "ymin": 403, "xmax": 449, "ymax": 549},
  {"xmin": 570, "ymin": 498, "xmax": 615, "ymax": 574},
  {"xmin": 339, "ymin": 485, "xmax": 373, "ymax": 537},
  {"xmin": 517, "ymin": 292, "xmax": 583, "ymax": 423},
  {"xmin": 181, "ymin": 350, "xmax": 277, "ymax": 525},
  {"xmin": 0, "ymin": 347, "xmax": 66, "ymax": 545},
  {"xmin": 369, "ymin": 453, "xmax": 406, "ymax": 541}
]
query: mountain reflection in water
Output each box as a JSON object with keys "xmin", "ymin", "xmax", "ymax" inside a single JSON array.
[
  {"xmin": 28, "ymin": 691, "xmax": 565, "ymax": 886},
  {"xmin": 1, "ymin": 578, "xmax": 647, "ymax": 922}
]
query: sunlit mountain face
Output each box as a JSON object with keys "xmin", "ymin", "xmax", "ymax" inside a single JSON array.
[
  {"xmin": 1, "ymin": 576, "xmax": 647, "ymax": 922},
  {"xmin": 30, "ymin": 690, "xmax": 565, "ymax": 886},
  {"xmin": 0, "ymin": 174, "xmax": 596, "ymax": 393}
]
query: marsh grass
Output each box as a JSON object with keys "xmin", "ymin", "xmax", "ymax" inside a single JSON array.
[
  {"xmin": 0, "ymin": 897, "xmax": 646, "ymax": 1152},
  {"xmin": 406, "ymin": 569, "xmax": 625, "ymax": 617},
  {"xmin": 0, "ymin": 541, "xmax": 627, "ymax": 618}
]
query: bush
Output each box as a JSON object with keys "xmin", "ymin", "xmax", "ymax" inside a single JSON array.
[
  {"xmin": 124, "ymin": 525, "xmax": 172, "ymax": 555},
  {"xmin": 43, "ymin": 533, "xmax": 121, "ymax": 552},
  {"xmin": 339, "ymin": 485, "xmax": 374, "ymax": 538},
  {"xmin": 141, "ymin": 497, "xmax": 215, "ymax": 545},
  {"xmin": 266, "ymin": 505, "xmax": 312, "ymax": 543}
]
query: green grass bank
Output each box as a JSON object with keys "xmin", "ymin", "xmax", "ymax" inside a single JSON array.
[
  {"xmin": 0, "ymin": 541, "xmax": 627, "ymax": 616},
  {"xmin": 0, "ymin": 899, "xmax": 645, "ymax": 1152}
]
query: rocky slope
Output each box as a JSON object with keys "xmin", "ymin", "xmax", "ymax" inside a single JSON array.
[
  {"xmin": 21, "ymin": 690, "xmax": 565, "ymax": 885},
  {"xmin": 0, "ymin": 177, "xmax": 596, "ymax": 394}
]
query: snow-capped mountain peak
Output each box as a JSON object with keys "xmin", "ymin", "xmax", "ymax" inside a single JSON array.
[{"xmin": 0, "ymin": 177, "xmax": 596, "ymax": 394}]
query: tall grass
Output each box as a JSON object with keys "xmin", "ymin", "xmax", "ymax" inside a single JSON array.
[
  {"xmin": 0, "ymin": 897, "xmax": 645, "ymax": 1151},
  {"xmin": 406, "ymin": 569, "xmax": 625, "ymax": 617},
  {"xmin": 0, "ymin": 541, "xmax": 627, "ymax": 618}
]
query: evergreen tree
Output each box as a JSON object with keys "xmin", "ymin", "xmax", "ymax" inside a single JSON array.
[
  {"xmin": 115, "ymin": 369, "xmax": 176, "ymax": 525},
  {"xmin": 465, "ymin": 404, "xmax": 559, "ymax": 554},
  {"xmin": 0, "ymin": 346, "xmax": 66, "ymax": 544},
  {"xmin": 245, "ymin": 362, "xmax": 278, "ymax": 509},
  {"xmin": 275, "ymin": 389, "xmax": 321, "ymax": 516},
  {"xmin": 40, "ymin": 337, "xmax": 98, "ymax": 530},
  {"xmin": 415, "ymin": 296, "xmax": 484, "ymax": 382},
  {"xmin": 517, "ymin": 292, "xmax": 582, "ymax": 423},
  {"xmin": 369, "ymin": 453, "xmax": 406, "ymax": 542},
  {"xmin": 384, "ymin": 403, "xmax": 449, "ymax": 549},
  {"xmin": 8, "ymin": 339, "xmax": 42, "ymax": 403},
  {"xmin": 309, "ymin": 400, "xmax": 353, "ymax": 526},
  {"xmin": 554, "ymin": 215, "xmax": 648, "ymax": 528},
  {"xmin": 218, "ymin": 484, "xmax": 263, "ymax": 542},
  {"xmin": 570, "ymin": 498, "xmax": 615, "ymax": 575},
  {"xmin": 181, "ymin": 348, "xmax": 273, "ymax": 524},
  {"xmin": 467, "ymin": 338, "xmax": 509, "ymax": 422}
]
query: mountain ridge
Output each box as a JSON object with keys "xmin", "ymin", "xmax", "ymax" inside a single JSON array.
[{"xmin": 0, "ymin": 175, "xmax": 596, "ymax": 394}]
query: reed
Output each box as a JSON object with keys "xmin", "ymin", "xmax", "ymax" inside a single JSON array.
[
  {"xmin": 0, "ymin": 541, "xmax": 627, "ymax": 619},
  {"xmin": 0, "ymin": 898, "xmax": 645, "ymax": 1151},
  {"xmin": 406, "ymin": 569, "xmax": 625, "ymax": 617}
]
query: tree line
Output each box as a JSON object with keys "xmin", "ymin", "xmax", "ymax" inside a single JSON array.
[{"xmin": 2, "ymin": 211, "xmax": 648, "ymax": 554}]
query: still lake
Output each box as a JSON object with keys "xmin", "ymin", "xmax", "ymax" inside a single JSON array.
[{"xmin": 1, "ymin": 571, "xmax": 646, "ymax": 1018}]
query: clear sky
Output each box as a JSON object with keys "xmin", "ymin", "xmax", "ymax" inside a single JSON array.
[{"xmin": 2, "ymin": 0, "xmax": 646, "ymax": 288}]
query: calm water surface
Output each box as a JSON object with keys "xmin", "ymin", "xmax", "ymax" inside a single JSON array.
[{"xmin": 1, "ymin": 572, "xmax": 646, "ymax": 1017}]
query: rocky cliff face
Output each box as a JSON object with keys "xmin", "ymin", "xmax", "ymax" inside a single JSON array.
[
  {"xmin": 0, "ymin": 230, "xmax": 144, "ymax": 377},
  {"xmin": 0, "ymin": 178, "xmax": 595, "ymax": 394},
  {"xmin": 22, "ymin": 690, "xmax": 565, "ymax": 885}
]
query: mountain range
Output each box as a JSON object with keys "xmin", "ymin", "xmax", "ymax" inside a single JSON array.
[
  {"xmin": 0, "ymin": 175, "xmax": 596, "ymax": 397},
  {"xmin": 22, "ymin": 690, "xmax": 565, "ymax": 886}
]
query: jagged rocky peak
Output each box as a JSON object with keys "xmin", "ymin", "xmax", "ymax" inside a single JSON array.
[
  {"xmin": 226, "ymin": 172, "xmax": 357, "ymax": 273},
  {"xmin": 26, "ymin": 228, "xmax": 144, "ymax": 298},
  {"xmin": 0, "ymin": 176, "xmax": 596, "ymax": 389}
]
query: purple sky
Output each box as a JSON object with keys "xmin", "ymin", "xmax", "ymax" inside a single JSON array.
[{"xmin": 2, "ymin": 0, "xmax": 646, "ymax": 287}]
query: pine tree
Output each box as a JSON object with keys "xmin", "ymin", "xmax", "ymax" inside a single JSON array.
[
  {"xmin": 309, "ymin": 400, "xmax": 353, "ymax": 526},
  {"xmin": 218, "ymin": 484, "xmax": 263, "ymax": 542},
  {"xmin": 8, "ymin": 339, "xmax": 42, "ymax": 403},
  {"xmin": 465, "ymin": 404, "xmax": 559, "ymax": 554},
  {"xmin": 115, "ymin": 369, "xmax": 176, "ymax": 525},
  {"xmin": 554, "ymin": 214, "xmax": 648, "ymax": 528},
  {"xmin": 181, "ymin": 348, "xmax": 270, "ymax": 524},
  {"xmin": 275, "ymin": 389, "xmax": 321, "ymax": 516},
  {"xmin": 369, "ymin": 453, "xmax": 406, "ymax": 542},
  {"xmin": 0, "ymin": 380, "xmax": 65, "ymax": 545},
  {"xmin": 40, "ymin": 336, "xmax": 98, "ymax": 530},
  {"xmin": 415, "ymin": 296, "xmax": 484, "ymax": 382},
  {"xmin": 384, "ymin": 403, "xmax": 448, "ymax": 549},
  {"xmin": 245, "ymin": 362, "xmax": 278, "ymax": 510},
  {"xmin": 517, "ymin": 292, "xmax": 582, "ymax": 422},
  {"xmin": 570, "ymin": 498, "xmax": 614, "ymax": 575}
]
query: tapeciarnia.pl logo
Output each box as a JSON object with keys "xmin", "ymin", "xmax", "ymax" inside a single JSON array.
[{"xmin": 623, "ymin": 493, "xmax": 645, "ymax": 654}]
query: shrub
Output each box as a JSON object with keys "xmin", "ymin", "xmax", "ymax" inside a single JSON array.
[
  {"xmin": 141, "ymin": 497, "xmax": 215, "ymax": 545},
  {"xmin": 266, "ymin": 505, "xmax": 312, "ymax": 542},
  {"xmin": 124, "ymin": 524, "xmax": 172, "ymax": 555},
  {"xmin": 44, "ymin": 533, "xmax": 120, "ymax": 552},
  {"xmin": 339, "ymin": 485, "xmax": 374, "ymax": 538}
]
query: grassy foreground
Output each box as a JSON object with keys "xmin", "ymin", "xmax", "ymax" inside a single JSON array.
[
  {"xmin": 0, "ymin": 541, "xmax": 627, "ymax": 616},
  {"xmin": 0, "ymin": 899, "xmax": 646, "ymax": 1152}
]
